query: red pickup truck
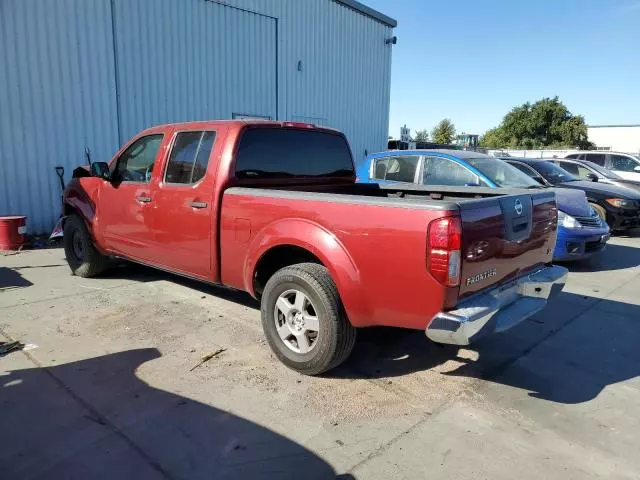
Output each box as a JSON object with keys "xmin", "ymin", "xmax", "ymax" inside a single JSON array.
[{"xmin": 59, "ymin": 120, "xmax": 567, "ymax": 374}]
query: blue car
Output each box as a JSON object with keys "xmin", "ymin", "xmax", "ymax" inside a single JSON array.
[{"xmin": 356, "ymin": 150, "xmax": 610, "ymax": 261}]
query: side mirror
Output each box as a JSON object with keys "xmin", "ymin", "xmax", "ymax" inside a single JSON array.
[
  {"xmin": 585, "ymin": 172, "xmax": 599, "ymax": 182},
  {"xmin": 634, "ymin": 165, "xmax": 640, "ymax": 173},
  {"xmin": 90, "ymin": 162, "xmax": 111, "ymax": 180}
]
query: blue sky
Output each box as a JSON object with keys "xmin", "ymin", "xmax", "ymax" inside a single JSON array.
[{"xmin": 364, "ymin": 0, "xmax": 640, "ymax": 137}]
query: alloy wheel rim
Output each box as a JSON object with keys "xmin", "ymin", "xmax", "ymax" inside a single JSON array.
[{"xmin": 274, "ymin": 289, "xmax": 320, "ymax": 354}]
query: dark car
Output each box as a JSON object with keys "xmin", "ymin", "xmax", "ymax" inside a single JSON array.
[
  {"xmin": 551, "ymin": 158, "xmax": 640, "ymax": 192},
  {"xmin": 502, "ymin": 157, "xmax": 640, "ymax": 232}
]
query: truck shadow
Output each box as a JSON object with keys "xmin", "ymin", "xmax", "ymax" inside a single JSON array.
[
  {"xmin": 84, "ymin": 262, "xmax": 640, "ymax": 406},
  {"xmin": 333, "ymin": 292, "xmax": 640, "ymax": 405},
  {"xmin": 102, "ymin": 262, "xmax": 260, "ymax": 309},
  {"xmin": 0, "ymin": 266, "xmax": 34, "ymax": 290},
  {"xmin": 561, "ymin": 243, "xmax": 640, "ymax": 272},
  {"xmin": 0, "ymin": 348, "xmax": 350, "ymax": 479}
]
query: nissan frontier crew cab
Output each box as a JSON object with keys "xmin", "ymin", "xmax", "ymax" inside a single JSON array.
[{"xmin": 58, "ymin": 120, "xmax": 567, "ymax": 375}]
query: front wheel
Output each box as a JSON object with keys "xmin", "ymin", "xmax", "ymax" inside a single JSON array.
[
  {"xmin": 260, "ymin": 263, "xmax": 356, "ymax": 375},
  {"xmin": 63, "ymin": 214, "xmax": 109, "ymax": 277}
]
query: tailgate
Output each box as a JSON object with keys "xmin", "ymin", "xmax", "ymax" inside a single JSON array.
[{"xmin": 457, "ymin": 190, "xmax": 557, "ymax": 299}]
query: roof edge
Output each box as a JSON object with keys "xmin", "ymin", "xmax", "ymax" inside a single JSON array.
[
  {"xmin": 334, "ymin": 0, "xmax": 397, "ymax": 27},
  {"xmin": 588, "ymin": 124, "xmax": 640, "ymax": 128}
]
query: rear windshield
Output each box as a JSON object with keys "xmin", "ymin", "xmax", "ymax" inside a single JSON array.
[{"xmin": 235, "ymin": 127, "xmax": 354, "ymax": 179}]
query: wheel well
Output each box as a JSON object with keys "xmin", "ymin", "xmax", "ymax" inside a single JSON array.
[
  {"xmin": 64, "ymin": 203, "xmax": 79, "ymax": 217},
  {"xmin": 253, "ymin": 245, "xmax": 324, "ymax": 298}
]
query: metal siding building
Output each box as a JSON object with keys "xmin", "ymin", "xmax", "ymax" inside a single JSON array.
[{"xmin": 0, "ymin": 0, "xmax": 395, "ymax": 233}]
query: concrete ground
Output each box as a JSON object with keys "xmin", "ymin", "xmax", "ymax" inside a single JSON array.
[{"xmin": 1, "ymin": 235, "xmax": 640, "ymax": 479}]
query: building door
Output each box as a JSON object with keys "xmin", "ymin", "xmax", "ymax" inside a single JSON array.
[{"xmin": 112, "ymin": 0, "xmax": 277, "ymax": 140}]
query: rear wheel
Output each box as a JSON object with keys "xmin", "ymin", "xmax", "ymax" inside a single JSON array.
[
  {"xmin": 63, "ymin": 214, "xmax": 109, "ymax": 277},
  {"xmin": 260, "ymin": 263, "xmax": 356, "ymax": 375}
]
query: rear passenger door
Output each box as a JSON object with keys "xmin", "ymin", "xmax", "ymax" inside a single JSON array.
[{"xmin": 150, "ymin": 128, "xmax": 220, "ymax": 279}]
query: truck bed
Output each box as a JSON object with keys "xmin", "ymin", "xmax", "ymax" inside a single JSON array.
[{"xmin": 219, "ymin": 183, "xmax": 557, "ymax": 330}]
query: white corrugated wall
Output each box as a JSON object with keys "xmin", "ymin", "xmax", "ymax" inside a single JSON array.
[{"xmin": 0, "ymin": 0, "xmax": 394, "ymax": 233}]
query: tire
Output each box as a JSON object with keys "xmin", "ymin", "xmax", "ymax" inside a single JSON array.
[
  {"xmin": 63, "ymin": 214, "xmax": 109, "ymax": 278},
  {"xmin": 260, "ymin": 263, "xmax": 356, "ymax": 375}
]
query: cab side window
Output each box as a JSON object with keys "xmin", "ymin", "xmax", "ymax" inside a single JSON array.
[
  {"xmin": 115, "ymin": 134, "xmax": 164, "ymax": 183},
  {"xmin": 165, "ymin": 131, "xmax": 216, "ymax": 184}
]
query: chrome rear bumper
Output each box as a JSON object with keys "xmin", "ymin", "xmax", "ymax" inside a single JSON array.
[{"xmin": 426, "ymin": 265, "xmax": 568, "ymax": 345}]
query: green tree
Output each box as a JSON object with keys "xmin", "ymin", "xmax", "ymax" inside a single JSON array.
[
  {"xmin": 480, "ymin": 127, "xmax": 511, "ymax": 149},
  {"xmin": 479, "ymin": 97, "xmax": 594, "ymax": 149},
  {"xmin": 431, "ymin": 119, "xmax": 456, "ymax": 144},
  {"xmin": 413, "ymin": 129, "xmax": 429, "ymax": 142}
]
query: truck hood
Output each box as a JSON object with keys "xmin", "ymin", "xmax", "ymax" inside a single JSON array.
[
  {"xmin": 552, "ymin": 187, "xmax": 591, "ymax": 217},
  {"xmin": 557, "ymin": 180, "xmax": 640, "ymax": 200}
]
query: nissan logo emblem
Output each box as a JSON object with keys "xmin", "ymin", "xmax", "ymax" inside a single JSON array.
[{"xmin": 514, "ymin": 198, "xmax": 523, "ymax": 216}]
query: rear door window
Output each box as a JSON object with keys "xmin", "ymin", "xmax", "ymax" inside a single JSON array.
[
  {"xmin": 165, "ymin": 131, "xmax": 216, "ymax": 184},
  {"xmin": 422, "ymin": 156, "xmax": 482, "ymax": 186},
  {"xmin": 610, "ymin": 154, "xmax": 639, "ymax": 172},
  {"xmin": 235, "ymin": 128, "xmax": 354, "ymax": 179},
  {"xmin": 378, "ymin": 156, "xmax": 419, "ymax": 183}
]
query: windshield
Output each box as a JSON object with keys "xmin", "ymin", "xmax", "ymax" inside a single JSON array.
[
  {"xmin": 465, "ymin": 157, "xmax": 540, "ymax": 188},
  {"xmin": 582, "ymin": 160, "xmax": 622, "ymax": 179},
  {"xmin": 527, "ymin": 161, "xmax": 578, "ymax": 184}
]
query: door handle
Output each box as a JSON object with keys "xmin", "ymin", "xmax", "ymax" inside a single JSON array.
[
  {"xmin": 189, "ymin": 201, "xmax": 208, "ymax": 209},
  {"xmin": 137, "ymin": 196, "xmax": 152, "ymax": 203}
]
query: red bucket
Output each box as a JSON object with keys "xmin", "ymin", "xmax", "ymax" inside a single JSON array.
[{"xmin": 0, "ymin": 216, "xmax": 27, "ymax": 250}]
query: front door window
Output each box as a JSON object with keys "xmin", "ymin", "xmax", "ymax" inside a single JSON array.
[{"xmin": 114, "ymin": 134, "xmax": 163, "ymax": 183}]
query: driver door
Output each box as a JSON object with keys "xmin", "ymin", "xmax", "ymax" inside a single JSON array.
[{"xmin": 98, "ymin": 133, "xmax": 166, "ymax": 261}]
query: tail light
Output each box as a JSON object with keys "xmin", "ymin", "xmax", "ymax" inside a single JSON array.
[{"xmin": 428, "ymin": 216, "xmax": 462, "ymax": 287}]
